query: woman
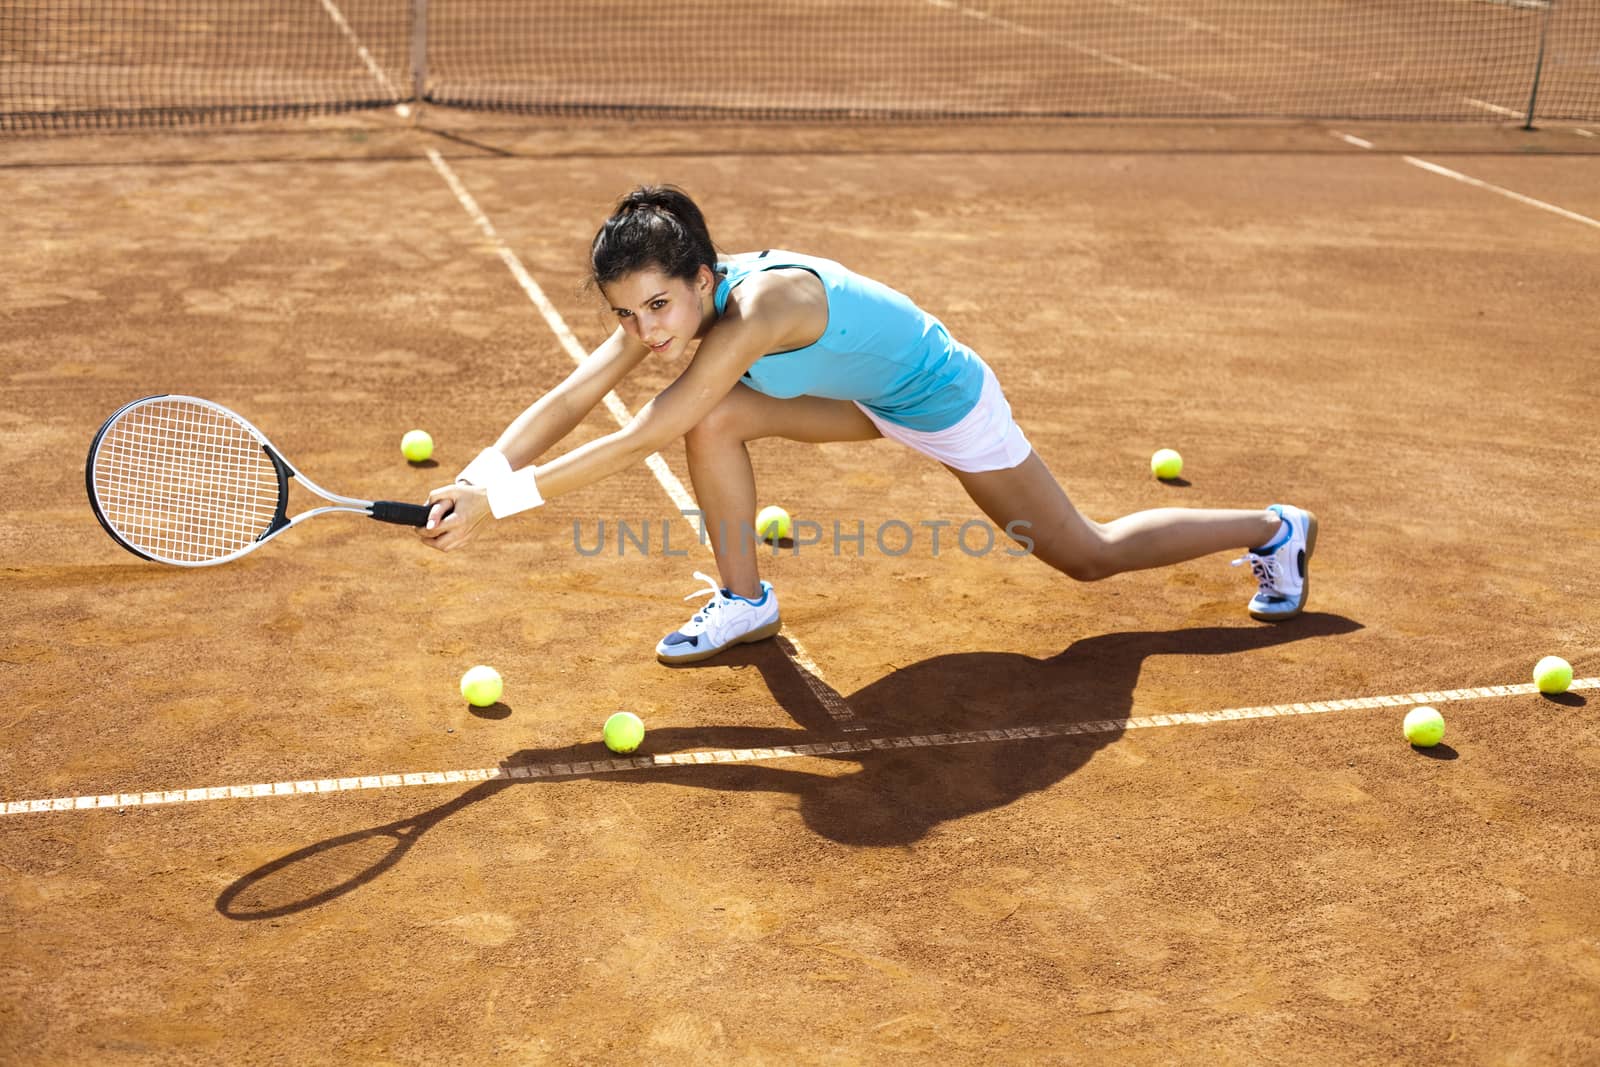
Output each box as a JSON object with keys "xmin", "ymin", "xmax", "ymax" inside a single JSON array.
[{"xmin": 420, "ymin": 185, "xmax": 1317, "ymax": 664}]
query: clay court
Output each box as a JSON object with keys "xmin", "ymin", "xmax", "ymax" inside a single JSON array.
[{"xmin": 3, "ymin": 3, "xmax": 1599, "ymax": 1063}]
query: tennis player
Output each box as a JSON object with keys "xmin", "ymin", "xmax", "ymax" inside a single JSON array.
[{"xmin": 420, "ymin": 185, "xmax": 1317, "ymax": 664}]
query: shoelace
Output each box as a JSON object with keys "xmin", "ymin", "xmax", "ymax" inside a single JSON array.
[
  {"xmin": 1231, "ymin": 551, "xmax": 1282, "ymax": 593},
  {"xmin": 678, "ymin": 570, "xmax": 728, "ymax": 633}
]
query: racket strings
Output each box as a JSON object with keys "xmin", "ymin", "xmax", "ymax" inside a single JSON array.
[{"xmin": 93, "ymin": 400, "xmax": 282, "ymax": 563}]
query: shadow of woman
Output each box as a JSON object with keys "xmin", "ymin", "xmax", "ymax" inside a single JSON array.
[
  {"xmin": 666, "ymin": 612, "xmax": 1364, "ymax": 846},
  {"xmin": 217, "ymin": 613, "xmax": 1360, "ymax": 918}
]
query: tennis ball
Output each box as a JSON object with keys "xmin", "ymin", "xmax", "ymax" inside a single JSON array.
[
  {"xmin": 1151, "ymin": 448, "xmax": 1183, "ymax": 480},
  {"xmin": 401, "ymin": 429, "xmax": 434, "ymax": 463},
  {"xmin": 755, "ymin": 504, "xmax": 792, "ymax": 542},
  {"xmin": 1403, "ymin": 705, "xmax": 1445, "ymax": 747},
  {"xmin": 1533, "ymin": 655, "xmax": 1573, "ymax": 694},
  {"xmin": 603, "ymin": 711, "xmax": 645, "ymax": 754},
  {"xmin": 459, "ymin": 664, "xmax": 503, "ymax": 707}
]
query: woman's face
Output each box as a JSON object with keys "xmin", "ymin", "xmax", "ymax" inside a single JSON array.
[{"xmin": 602, "ymin": 264, "xmax": 716, "ymax": 358}]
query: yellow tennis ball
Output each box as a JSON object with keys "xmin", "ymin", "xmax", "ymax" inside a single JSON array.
[
  {"xmin": 603, "ymin": 711, "xmax": 645, "ymax": 754},
  {"xmin": 1151, "ymin": 448, "xmax": 1183, "ymax": 480},
  {"xmin": 1533, "ymin": 655, "xmax": 1573, "ymax": 694},
  {"xmin": 755, "ymin": 504, "xmax": 792, "ymax": 542},
  {"xmin": 1403, "ymin": 706, "xmax": 1445, "ymax": 747},
  {"xmin": 459, "ymin": 664, "xmax": 503, "ymax": 707},
  {"xmin": 401, "ymin": 429, "xmax": 434, "ymax": 463}
]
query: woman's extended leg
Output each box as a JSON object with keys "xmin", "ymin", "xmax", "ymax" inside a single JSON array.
[
  {"xmin": 950, "ymin": 451, "xmax": 1282, "ymax": 581},
  {"xmin": 683, "ymin": 384, "xmax": 881, "ymax": 598}
]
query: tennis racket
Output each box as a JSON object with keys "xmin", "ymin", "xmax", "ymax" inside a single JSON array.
[{"xmin": 86, "ymin": 394, "xmax": 432, "ymax": 567}]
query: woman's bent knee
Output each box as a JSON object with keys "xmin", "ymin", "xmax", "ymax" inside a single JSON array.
[
  {"xmin": 1038, "ymin": 526, "xmax": 1120, "ymax": 581},
  {"xmin": 684, "ymin": 394, "xmax": 748, "ymax": 449},
  {"xmin": 1055, "ymin": 554, "xmax": 1117, "ymax": 582}
]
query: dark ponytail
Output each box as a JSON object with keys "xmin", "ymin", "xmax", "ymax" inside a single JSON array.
[{"xmin": 590, "ymin": 185, "xmax": 718, "ymax": 288}]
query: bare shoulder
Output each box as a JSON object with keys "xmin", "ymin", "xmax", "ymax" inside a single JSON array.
[{"xmin": 721, "ymin": 267, "xmax": 827, "ymax": 348}]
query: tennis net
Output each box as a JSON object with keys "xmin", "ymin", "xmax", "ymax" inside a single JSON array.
[{"xmin": 3, "ymin": 1, "xmax": 1597, "ymax": 133}]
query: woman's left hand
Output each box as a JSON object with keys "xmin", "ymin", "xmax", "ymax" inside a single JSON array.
[{"xmin": 417, "ymin": 483, "xmax": 492, "ymax": 552}]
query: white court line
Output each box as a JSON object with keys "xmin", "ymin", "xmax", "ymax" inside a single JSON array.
[
  {"xmin": 1463, "ymin": 97, "xmax": 1524, "ymax": 120},
  {"xmin": 315, "ymin": 0, "xmax": 409, "ymax": 114},
  {"xmin": 1403, "ymin": 156, "xmax": 1600, "ymax": 230},
  {"xmin": 922, "ymin": 0, "xmax": 1236, "ymax": 104},
  {"xmin": 423, "ymin": 149, "xmax": 864, "ymax": 732},
  {"xmin": 1101, "ymin": 0, "xmax": 1330, "ymax": 64},
  {"xmin": 1330, "ymin": 132, "xmax": 1600, "ymax": 231},
  {"xmin": 1096, "ymin": 2, "xmax": 1536, "ymax": 120},
  {"xmin": 4, "ymin": 678, "xmax": 1591, "ymax": 818}
]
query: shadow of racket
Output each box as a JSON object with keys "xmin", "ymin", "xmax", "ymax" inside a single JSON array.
[{"xmin": 216, "ymin": 774, "xmax": 514, "ymax": 921}]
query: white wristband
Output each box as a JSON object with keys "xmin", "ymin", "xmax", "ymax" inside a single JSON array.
[
  {"xmin": 486, "ymin": 466, "xmax": 544, "ymax": 519},
  {"xmin": 457, "ymin": 447, "xmax": 513, "ymax": 488}
]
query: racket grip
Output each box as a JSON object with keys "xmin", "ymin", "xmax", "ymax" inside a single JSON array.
[{"xmin": 370, "ymin": 500, "xmax": 433, "ymax": 527}]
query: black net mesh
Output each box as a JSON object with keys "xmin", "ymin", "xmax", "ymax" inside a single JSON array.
[{"xmin": 3, "ymin": 1, "xmax": 1597, "ymax": 133}]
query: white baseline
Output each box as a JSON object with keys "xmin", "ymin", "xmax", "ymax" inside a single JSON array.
[{"xmin": 5, "ymin": 677, "xmax": 1591, "ymax": 817}]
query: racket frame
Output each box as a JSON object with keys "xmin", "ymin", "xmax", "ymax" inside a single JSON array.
[{"xmin": 87, "ymin": 394, "xmax": 429, "ymax": 567}]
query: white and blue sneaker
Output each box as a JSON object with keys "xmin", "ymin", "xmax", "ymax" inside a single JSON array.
[
  {"xmin": 656, "ymin": 571, "xmax": 782, "ymax": 665},
  {"xmin": 1233, "ymin": 504, "xmax": 1319, "ymax": 621}
]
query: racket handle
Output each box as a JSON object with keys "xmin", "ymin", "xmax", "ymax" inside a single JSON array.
[{"xmin": 370, "ymin": 500, "xmax": 433, "ymax": 527}]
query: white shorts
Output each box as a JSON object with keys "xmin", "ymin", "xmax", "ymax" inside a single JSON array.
[{"xmin": 855, "ymin": 362, "xmax": 1033, "ymax": 473}]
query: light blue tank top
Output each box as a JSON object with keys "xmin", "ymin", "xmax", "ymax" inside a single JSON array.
[{"xmin": 713, "ymin": 250, "xmax": 985, "ymax": 432}]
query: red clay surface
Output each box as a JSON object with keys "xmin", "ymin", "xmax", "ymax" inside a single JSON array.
[{"xmin": 2, "ymin": 116, "xmax": 1597, "ymax": 1064}]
